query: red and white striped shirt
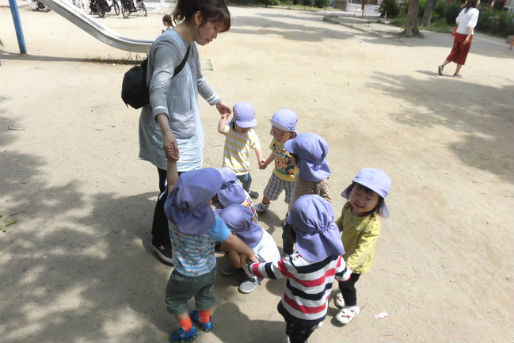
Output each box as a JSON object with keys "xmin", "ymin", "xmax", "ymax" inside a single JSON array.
[{"xmin": 247, "ymin": 253, "xmax": 347, "ymax": 325}]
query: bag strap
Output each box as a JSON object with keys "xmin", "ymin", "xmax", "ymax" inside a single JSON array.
[{"xmin": 172, "ymin": 44, "xmax": 190, "ymax": 78}]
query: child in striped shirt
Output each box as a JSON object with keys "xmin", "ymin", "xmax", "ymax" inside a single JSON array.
[
  {"xmin": 163, "ymin": 162, "xmax": 257, "ymax": 342},
  {"xmin": 244, "ymin": 194, "xmax": 350, "ymax": 343},
  {"xmin": 218, "ymin": 101, "xmax": 264, "ymax": 199}
]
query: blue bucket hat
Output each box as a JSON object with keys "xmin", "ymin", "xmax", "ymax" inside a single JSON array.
[
  {"xmin": 287, "ymin": 195, "xmax": 345, "ymax": 262},
  {"xmin": 232, "ymin": 101, "xmax": 257, "ymax": 128},
  {"xmin": 164, "ymin": 168, "xmax": 222, "ymax": 236},
  {"xmin": 284, "ymin": 133, "xmax": 331, "ymax": 182},
  {"xmin": 269, "ymin": 109, "xmax": 298, "ymax": 133},
  {"xmin": 341, "ymin": 168, "xmax": 392, "ymax": 218},
  {"xmin": 217, "ymin": 168, "xmax": 246, "ymax": 207},
  {"xmin": 219, "ymin": 204, "xmax": 263, "ymax": 249}
]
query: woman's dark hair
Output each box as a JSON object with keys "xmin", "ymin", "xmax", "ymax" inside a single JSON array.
[
  {"xmin": 464, "ymin": 0, "xmax": 478, "ymax": 12},
  {"xmin": 348, "ymin": 182, "xmax": 384, "ymax": 217},
  {"xmin": 172, "ymin": 0, "xmax": 231, "ymax": 32},
  {"xmin": 162, "ymin": 14, "xmax": 172, "ymax": 25}
]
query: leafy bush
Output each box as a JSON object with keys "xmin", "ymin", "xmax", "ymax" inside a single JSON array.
[
  {"xmin": 445, "ymin": 3, "xmax": 460, "ymax": 24},
  {"xmin": 433, "ymin": 1, "xmax": 447, "ymax": 19},
  {"xmin": 494, "ymin": 9, "xmax": 514, "ymax": 35},
  {"xmin": 390, "ymin": 16, "xmax": 406, "ymax": 27},
  {"xmin": 302, "ymin": 0, "xmax": 315, "ymax": 5},
  {"xmin": 314, "ymin": 0, "xmax": 330, "ymax": 7},
  {"xmin": 476, "ymin": 5, "xmax": 514, "ymax": 35},
  {"xmin": 378, "ymin": 0, "xmax": 400, "ymax": 18}
]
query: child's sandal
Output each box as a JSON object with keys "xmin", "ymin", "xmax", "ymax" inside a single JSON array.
[
  {"xmin": 335, "ymin": 305, "xmax": 360, "ymax": 325},
  {"xmin": 169, "ymin": 326, "xmax": 198, "ymax": 342},
  {"xmin": 190, "ymin": 310, "xmax": 213, "ymax": 332},
  {"xmin": 334, "ymin": 292, "xmax": 345, "ymax": 308}
]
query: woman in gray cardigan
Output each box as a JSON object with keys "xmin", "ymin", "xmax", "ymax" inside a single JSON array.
[{"xmin": 139, "ymin": 0, "xmax": 232, "ymax": 264}]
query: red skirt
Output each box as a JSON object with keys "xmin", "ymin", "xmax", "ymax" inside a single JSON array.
[{"xmin": 447, "ymin": 33, "xmax": 473, "ymax": 65}]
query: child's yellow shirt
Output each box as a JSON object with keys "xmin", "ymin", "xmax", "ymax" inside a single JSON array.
[{"xmin": 335, "ymin": 202, "xmax": 380, "ymax": 274}]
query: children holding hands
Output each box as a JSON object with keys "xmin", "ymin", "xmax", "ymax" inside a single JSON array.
[
  {"xmin": 159, "ymin": 97, "xmax": 391, "ymax": 341},
  {"xmin": 163, "ymin": 154, "xmax": 257, "ymax": 342},
  {"xmin": 280, "ymin": 132, "xmax": 332, "ymax": 254},
  {"xmin": 218, "ymin": 204, "xmax": 281, "ymax": 293},
  {"xmin": 254, "ymin": 109, "xmax": 298, "ymax": 213},
  {"xmin": 244, "ymin": 195, "xmax": 350, "ymax": 343},
  {"xmin": 219, "ymin": 101, "xmax": 264, "ymax": 199}
]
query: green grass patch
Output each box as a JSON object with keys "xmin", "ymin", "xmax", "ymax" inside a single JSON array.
[
  {"xmin": 423, "ymin": 19, "xmax": 453, "ymax": 33},
  {"xmin": 390, "ymin": 17, "xmax": 406, "ymax": 27},
  {"xmin": 0, "ymin": 215, "xmax": 16, "ymax": 232}
]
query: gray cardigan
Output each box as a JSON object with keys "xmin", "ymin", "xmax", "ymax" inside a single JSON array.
[{"xmin": 138, "ymin": 29, "xmax": 219, "ymax": 171}]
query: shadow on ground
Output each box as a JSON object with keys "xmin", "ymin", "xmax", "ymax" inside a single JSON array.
[
  {"xmin": 212, "ymin": 303, "xmax": 286, "ymax": 343},
  {"xmin": 0, "ymin": 121, "xmax": 288, "ymax": 341},
  {"xmin": 367, "ymin": 71, "xmax": 514, "ymax": 182},
  {"xmin": 230, "ymin": 12, "xmax": 360, "ymax": 42}
]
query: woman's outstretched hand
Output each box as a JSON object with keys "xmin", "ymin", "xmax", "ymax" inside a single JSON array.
[{"xmin": 216, "ymin": 101, "xmax": 232, "ymax": 116}]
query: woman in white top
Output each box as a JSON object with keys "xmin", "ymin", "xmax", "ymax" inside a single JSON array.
[{"xmin": 438, "ymin": 0, "xmax": 480, "ymax": 77}]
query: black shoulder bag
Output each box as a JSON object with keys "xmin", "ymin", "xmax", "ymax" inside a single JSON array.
[{"xmin": 121, "ymin": 44, "xmax": 191, "ymax": 109}]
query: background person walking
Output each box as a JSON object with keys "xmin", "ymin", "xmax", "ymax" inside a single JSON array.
[{"xmin": 438, "ymin": 0, "xmax": 480, "ymax": 77}]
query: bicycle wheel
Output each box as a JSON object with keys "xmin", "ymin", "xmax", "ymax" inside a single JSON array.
[
  {"xmin": 113, "ymin": 0, "xmax": 120, "ymax": 15},
  {"xmin": 121, "ymin": 2, "xmax": 130, "ymax": 18},
  {"xmin": 141, "ymin": 2, "xmax": 147, "ymax": 16}
]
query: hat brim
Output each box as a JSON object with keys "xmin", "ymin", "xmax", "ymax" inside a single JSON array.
[
  {"xmin": 218, "ymin": 187, "xmax": 246, "ymax": 207},
  {"xmin": 341, "ymin": 184, "xmax": 390, "ymax": 218},
  {"xmin": 299, "ymin": 160, "xmax": 331, "ymax": 183},
  {"xmin": 235, "ymin": 119, "xmax": 257, "ymax": 128},
  {"xmin": 296, "ymin": 223, "xmax": 345, "ymax": 262},
  {"xmin": 269, "ymin": 119, "xmax": 296, "ymax": 133}
]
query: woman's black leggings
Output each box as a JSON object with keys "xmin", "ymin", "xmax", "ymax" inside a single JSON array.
[{"xmin": 151, "ymin": 168, "xmax": 170, "ymax": 247}]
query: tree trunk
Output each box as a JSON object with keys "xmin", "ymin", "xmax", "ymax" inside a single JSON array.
[
  {"xmin": 401, "ymin": 0, "xmax": 422, "ymax": 37},
  {"xmin": 421, "ymin": 0, "xmax": 437, "ymax": 26},
  {"xmin": 362, "ymin": 0, "xmax": 366, "ymax": 17}
]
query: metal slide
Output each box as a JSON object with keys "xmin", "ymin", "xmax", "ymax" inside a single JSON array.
[{"xmin": 40, "ymin": 0, "xmax": 152, "ymax": 53}]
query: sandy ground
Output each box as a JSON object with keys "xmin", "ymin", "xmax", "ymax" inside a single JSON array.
[{"xmin": 1, "ymin": 4, "xmax": 514, "ymax": 343}]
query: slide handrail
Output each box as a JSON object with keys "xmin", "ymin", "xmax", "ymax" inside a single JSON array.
[{"xmin": 40, "ymin": 0, "xmax": 152, "ymax": 53}]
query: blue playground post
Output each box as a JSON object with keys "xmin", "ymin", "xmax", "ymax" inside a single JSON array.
[{"xmin": 8, "ymin": 0, "xmax": 28, "ymax": 54}]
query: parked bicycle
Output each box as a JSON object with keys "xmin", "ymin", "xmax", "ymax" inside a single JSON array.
[
  {"xmin": 120, "ymin": 0, "xmax": 147, "ymax": 18},
  {"xmin": 90, "ymin": 0, "xmax": 120, "ymax": 17}
]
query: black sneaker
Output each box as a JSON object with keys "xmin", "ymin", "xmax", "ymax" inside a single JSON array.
[
  {"xmin": 249, "ymin": 191, "xmax": 259, "ymax": 199},
  {"xmin": 151, "ymin": 243, "xmax": 173, "ymax": 265}
]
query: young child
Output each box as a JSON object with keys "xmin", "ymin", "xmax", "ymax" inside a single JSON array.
[
  {"xmin": 218, "ymin": 101, "xmax": 264, "ymax": 199},
  {"xmin": 162, "ymin": 14, "xmax": 172, "ymax": 33},
  {"xmin": 281, "ymin": 132, "xmax": 332, "ymax": 254},
  {"xmin": 334, "ymin": 168, "xmax": 391, "ymax": 325},
  {"xmin": 254, "ymin": 109, "xmax": 298, "ymax": 213},
  {"xmin": 218, "ymin": 204, "xmax": 281, "ymax": 293},
  {"xmin": 244, "ymin": 195, "xmax": 350, "ymax": 343},
  {"xmin": 163, "ymin": 159, "xmax": 257, "ymax": 342},
  {"xmin": 214, "ymin": 167, "xmax": 258, "ymax": 221}
]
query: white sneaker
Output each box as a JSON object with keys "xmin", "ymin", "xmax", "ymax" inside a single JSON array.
[
  {"xmin": 335, "ymin": 305, "xmax": 360, "ymax": 325},
  {"xmin": 254, "ymin": 202, "xmax": 269, "ymax": 213},
  {"xmin": 334, "ymin": 292, "xmax": 345, "ymax": 308},
  {"xmin": 239, "ymin": 276, "xmax": 260, "ymax": 294}
]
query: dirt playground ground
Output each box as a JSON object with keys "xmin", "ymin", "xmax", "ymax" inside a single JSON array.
[{"xmin": 1, "ymin": 4, "xmax": 513, "ymax": 343}]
